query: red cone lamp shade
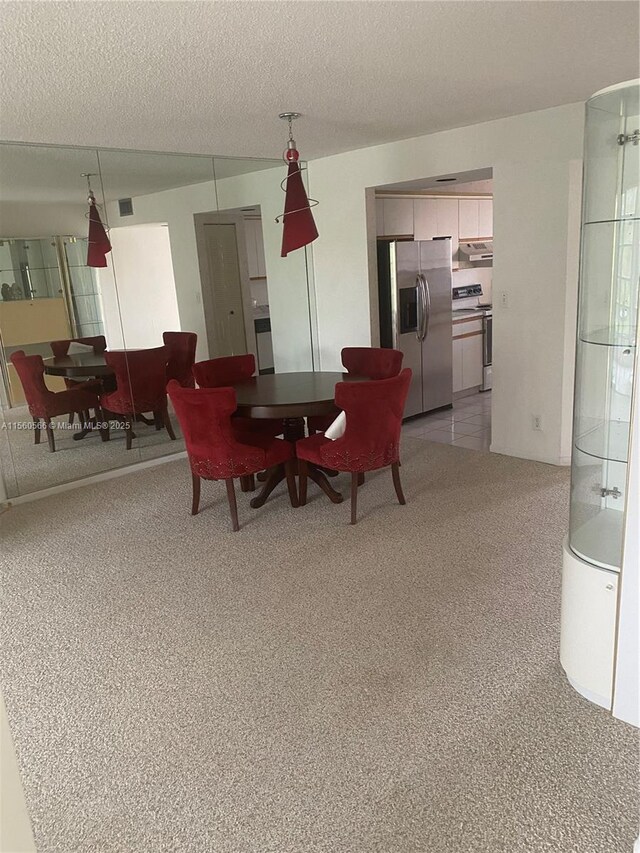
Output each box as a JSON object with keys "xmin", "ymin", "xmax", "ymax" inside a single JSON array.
[
  {"xmin": 87, "ymin": 196, "xmax": 112, "ymax": 268},
  {"xmin": 281, "ymin": 158, "xmax": 319, "ymax": 257}
]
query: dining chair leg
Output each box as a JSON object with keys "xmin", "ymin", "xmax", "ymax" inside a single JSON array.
[
  {"xmin": 357, "ymin": 472, "xmax": 365, "ymax": 486},
  {"xmin": 391, "ymin": 461, "xmax": 406, "ymax": 505},
  {"xmin": 162, "ymin": 401, "xmax": 177, "ymax": 440},
  {"xmin": 225, "ymin": 478, "xmax": 239, "ymax": 532},
  {"xmin": 284, "ymin": 460, "xmax": 299, "ymax": 508},
  {"xmin": 191, "ymin": 473, "xmax": 201, "ymax": 515},
  {"xmin": 240, "ymin": 475, "xmax": 251, "ymax": 493},
  {"xmin": 68, "ymin": 412, "xmax": 74, "ymax": 426},
  {"xmin": 33, "ymin": 417, "xmax": 41, "ymax": 445},
  {"xmin": 154, "ymin": 410, "xmax": 163, "ymax": 431},
  {"xmin": 124, "ymin": 414, "xmax": 134, "ymax": 450},
  {"xmin": 298, "ymin": 459, "xmax": 308, "ymax": 506},
  {"xmin": 45, "ymin": 420, "xmax": 55, "ymax": 452},
  {"xmin": 350, "ymin": 472, "xmax": 359, "ymax": 524},
  {"xmin": 96, "ymin": 407, "xmax": 109, "ymax": 442},
  {"xmin": 247, "ymin": 474, "xmax": 255, "ymax": 491}
]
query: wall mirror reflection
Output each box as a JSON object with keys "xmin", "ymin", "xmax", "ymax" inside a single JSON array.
[{"xmin": 0, "ymin": 143, "xmax": 317, "ymax": 499}]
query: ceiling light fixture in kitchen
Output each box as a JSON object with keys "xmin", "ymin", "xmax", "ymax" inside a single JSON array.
[{"xmin": 275, "ymin": 112, "xmax": 319, "ymax": 257}]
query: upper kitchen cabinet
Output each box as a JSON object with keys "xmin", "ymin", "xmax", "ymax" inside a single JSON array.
[
  {"xmin": 413, "ymin": 198, "xmax": 438, "ymax": 239},
  {"xmin": 380, "ymin": 198, "xmax": 414, "ymax": 237},
  {"xmin": 414, "ymin": 198, "xmax": 459, "ymax": 258},
  {"xmin": 459, "ymin": 198, "xmax": 493, "ymax": 239}
]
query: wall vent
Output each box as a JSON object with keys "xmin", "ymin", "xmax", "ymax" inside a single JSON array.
[{"xmin": 118, "ymin": 198, "xmax": 134, "ymax": 217}]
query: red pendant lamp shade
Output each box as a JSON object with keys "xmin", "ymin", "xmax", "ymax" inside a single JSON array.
[
  {"xmin": 277, "ymin": 113, "xmax": 319, "ymax": 257},
  {"xmin": 86, "ymin": 191, "xmax": 111, "ymax": 268},
  {"xmin": 281, "ymin": 161, "xmax": 319, "ymax": 257}
]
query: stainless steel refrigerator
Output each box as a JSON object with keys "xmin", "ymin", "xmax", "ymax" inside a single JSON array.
[{"xmin": 377, "ymin": 238, "xmax": 453, "ymax": 418}]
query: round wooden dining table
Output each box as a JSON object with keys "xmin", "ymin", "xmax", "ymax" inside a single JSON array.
[{"xmin": 233, "ymin": 371, "xmax": 361, "ymax": 508}]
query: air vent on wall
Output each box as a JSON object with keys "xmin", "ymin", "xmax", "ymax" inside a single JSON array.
[{"xmin": 118, "ymin": 198, "xmax": 134, "ymax": 217}]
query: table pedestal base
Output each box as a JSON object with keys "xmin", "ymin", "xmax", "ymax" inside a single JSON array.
[{"xmin": 249, "ymin": 416, "xmax": 343, "ymax": 508}]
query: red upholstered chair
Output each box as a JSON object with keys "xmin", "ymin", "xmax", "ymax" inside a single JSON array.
[
  {"xmin": 50, "ymin": 335, "xmax": 107, "ymax": 424},
  {"xmin": 193, "ymin": 354, "xmax": 282, "ymax": 438},
  {"xmin": 167, "ymin": 381, "xmax": 297, "ymax": 531},
  {"xmin": 297, "ymin": 368, "xmax": 412, "ymax": 524},
  {"xmin": 10, "ymin": 350, "xmax": 103, "ymax": 452},
  {"xmin": 163, "ymin": 331, "xmax": 197, "ymax": 388},
  {"xmin": 100, "ymin": 347, "xmax": 176, "ymax": 450},
  {"xmin": 307, "ymin": 347, "xmax": 403, "ymax": 434}
]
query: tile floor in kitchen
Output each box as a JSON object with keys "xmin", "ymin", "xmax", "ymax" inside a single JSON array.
[{"xmin": 402, "ymin": 391, "xmax": 491, "ymax": 452}]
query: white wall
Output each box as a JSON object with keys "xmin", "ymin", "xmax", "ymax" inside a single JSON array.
[
  {"xmin": 307, "ymin": 102, "xmax": 584, "ymax": 466},
  {"xmin": 97, "ymin": 223, "xmax": 180, "ymax": 349},
  {"xmin": 0, "ymin": 202, "xmax": 86, "ymax": 238}
]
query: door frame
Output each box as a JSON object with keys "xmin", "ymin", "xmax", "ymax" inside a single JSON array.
[{"xmin": 193, "ymin": 212, "xmax": 257, "ymax": 362}]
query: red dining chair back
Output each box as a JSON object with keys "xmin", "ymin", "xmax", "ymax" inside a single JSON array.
[
  {"xmin": 341, "ymin": 347, "xmax": 403, "ymax": 380},
  {"xmin": 192, "ymin": 353, "xmax": 282, "ymax": 439},
  {"xmin": 100, "ymin": 347, "xmax": 176, "ymax": 449},
  {"xmin": 167, "ymin": 381, "xmax": 296, "ymax": 530},
  {"xmin": 307, "ymin": 347, "xmax": 404, "ymax": 435},
  {"xmin": 50, "ymin": 335, "xmax": 107, "ymax": 359},
  {"xmin": 10, "ymin": 350, "xmax": 102, "ymax": 452},
  {"xmin": 192, "ymin": 353, "xmax": 256, "ymax": 388},
  {"xmin": 163, "ymin": 331, "xmax": 197, "ymax": 388},
  {"xmin": 297, "ymin": 368, "xmax": 412, "ymax": 523}
]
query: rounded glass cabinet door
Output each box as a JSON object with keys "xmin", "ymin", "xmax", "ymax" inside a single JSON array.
[{"xmin": 569, "ymin": 80, "xmax": 639, "ymax": 572}]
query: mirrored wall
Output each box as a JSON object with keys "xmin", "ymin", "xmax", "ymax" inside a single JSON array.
[{"xmin": 0, "ymin": 142, "xmax": 317, "ymax": 498}]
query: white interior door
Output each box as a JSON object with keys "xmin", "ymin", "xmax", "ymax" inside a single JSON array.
[{"xmin": 194, "ymin": 214, "xmax": 257, "ymax": 360}]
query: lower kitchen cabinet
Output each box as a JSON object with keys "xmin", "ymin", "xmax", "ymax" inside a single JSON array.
[{"xmin": 452, "ymin": 326, "xmax": 483, "ymax": 393}]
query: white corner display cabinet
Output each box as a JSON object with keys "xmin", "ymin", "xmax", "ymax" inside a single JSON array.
[{"xmin": 561, "ymin": 80, "xmax": 640, "ymax": 710}]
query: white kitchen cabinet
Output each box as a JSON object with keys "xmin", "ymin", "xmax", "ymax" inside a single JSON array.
[
  {"xmin": 453, "ymin": 318, "xmax": 483, "ymax": 392},
  {"xmin": 478, "ymin": 199, "xmax": 493, "ymax": 239},
  {"xmin": 382, "ymin": 199, "xmax": 413, "ymax": 236},
  {"xmin": 458, "ymin": 199, "xmax": 479, "ymax": 240},
  {"xmin": 436, "ymin": 198, "xmax": 459, "ymax": 257},
  {"xmin": 413, "ymin": 198, "xmax": 438, "ymax": 240},
  {"xmin": 452, "ymin": 337, "xmax": 464, "ymax": 392},
  {"xmin": 376, "ymin": 199, "xmax": 385, "ymax": 235},
  {"xmin": 462, "ymin": 334, "xmax": 483, "ymax": 388}
]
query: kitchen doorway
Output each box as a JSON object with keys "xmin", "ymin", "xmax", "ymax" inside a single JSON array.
[{"xmin": 371, "ymin": 167, "xmax": 494, "ymax": 452}]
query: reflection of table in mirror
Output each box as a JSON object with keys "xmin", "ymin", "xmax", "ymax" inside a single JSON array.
[
  {"xmin": 43, "ymin": 353, "xmax": 116, "ymax": 441},
  {"xmin": 233, "ymin": 371, "xmax": 362, "ymax": 507}
]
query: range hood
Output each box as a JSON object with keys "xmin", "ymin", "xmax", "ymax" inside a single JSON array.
[{"xmin": 459, "ymin": 240, "xmax": 493, "ymax": 262}]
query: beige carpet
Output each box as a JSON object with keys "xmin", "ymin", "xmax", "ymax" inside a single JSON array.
[{"xmin": 0, "ymin": 438, "xmax": 637, "ymax": 852}]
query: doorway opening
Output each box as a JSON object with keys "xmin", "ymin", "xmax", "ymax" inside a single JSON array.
[
  {"xmin": 195, "ymin": 206, "xmax": 274, "ymax": 374},
  {"xmin": 371, "ymin": 167, "xmax": 493, "ymax": 453}
]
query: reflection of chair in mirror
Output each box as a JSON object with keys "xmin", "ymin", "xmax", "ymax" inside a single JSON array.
[
  {"xmin": 163, "ymin": 331, "xmax": 197, "ymax": 389},
  {"xmin": 10, "ymin": 350, "xmax": 104, "ymax": 453},
  {"xmin": 167, "ymin": 381, "xmax": 297, "ymax": 532},
  {"xmin": 50, "ymin": 335, "xmax": 108, "ymax": 425},
  {"xmin": 100, "ymin": 347, "xmax": 176, "ymax": 450}
]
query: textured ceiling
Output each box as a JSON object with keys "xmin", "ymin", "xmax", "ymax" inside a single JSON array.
[{"xmin": 1, "ymin": 1, "xmax": 639, "ymax": 160}]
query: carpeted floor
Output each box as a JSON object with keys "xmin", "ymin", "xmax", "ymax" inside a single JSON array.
[{"xmin": 0, "ymin": 438, "xmax": 638, "ymax": 852}]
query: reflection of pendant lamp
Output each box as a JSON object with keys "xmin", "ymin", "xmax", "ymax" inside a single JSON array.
[
  {"xmin": 82, "ymin": 173, "xmax": 112, "ymax": 268},
  {"xmin": 275, "ymin": 113, "xmax": 319, "ymax": 257}
]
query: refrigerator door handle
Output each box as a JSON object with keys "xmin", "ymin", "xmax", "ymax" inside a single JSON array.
[
  {"xmin": 415, "ymin": 275, "xmax": 424, "ymax": 342},
  {"xmin": 421, "ymin": 274, "xmax": 431, "ymax": 341}
]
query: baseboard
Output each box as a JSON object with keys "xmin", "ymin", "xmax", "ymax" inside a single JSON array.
[
  {"xmin": 490, "ymin": 443, "xmax": 571, "ymax": 467},
  {"xmin": 1, "ymin": 450, "xmax": 187, "ymax": 507}
]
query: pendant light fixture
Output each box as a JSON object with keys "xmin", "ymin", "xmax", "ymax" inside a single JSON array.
[{"xmin": 275, "ymin": 112, "xmax": 318, "ymax": 257}]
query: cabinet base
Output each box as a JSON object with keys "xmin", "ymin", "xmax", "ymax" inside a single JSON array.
[{"xmin": 560, "ymin": 540, "xmax": 618, "ymax": 711}]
